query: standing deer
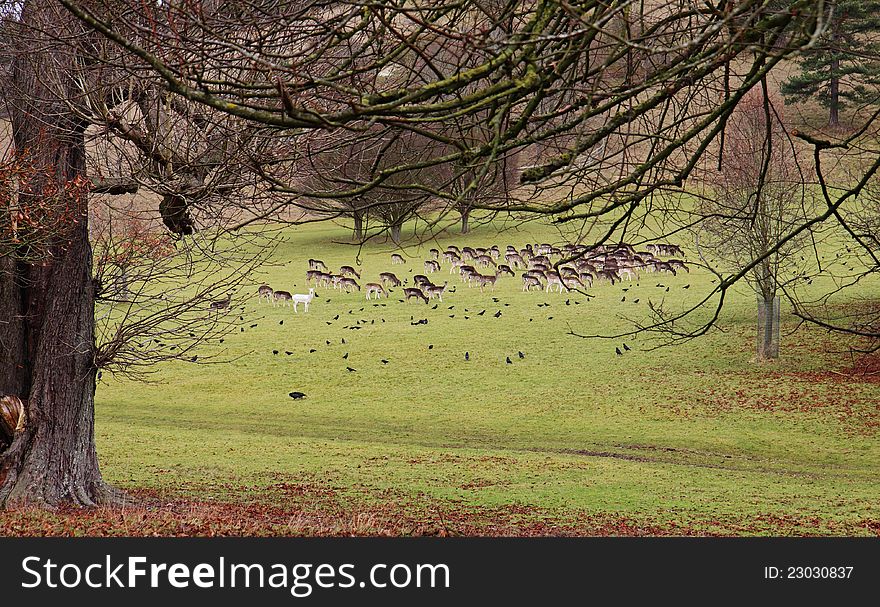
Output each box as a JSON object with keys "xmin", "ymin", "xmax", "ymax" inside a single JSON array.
[
  {"xmin": 472, "ymin": 271, "xmax": 499, "ymax": 292},
  {"xmin": 365, "ymin": 283, "xmax": 388, "ymax": 299},
  {"xmin": 424, "ymin": 281, "xmax": 448, "ymax": 301},
  {"xmin": 339, "ymin": 277, "xmax": 361, "ymax": 292},
  {"xmin": 292, "ymin": 288, "xmax": 315, "ymax": 312},
  {"xmin": 413, "ymin": 274, "xmax": 433, "ymax": 288},
  {"xmin": 308, "ymin": 259, "xmax": 328, "ymax": 271},
  {"xmin": 403, "ymin": 287, "xmax": 429, "ymax": 303},
  {"xmin": 522, "ymin": 274, "xmax": 542, "ymax": 291},
  {"xmin": 391, "ymin": 253, "xmax": 406, "ymax": 265},
  {"xmin": 273, "ymin": 291, "xmax": 293, "ymax": 307},
  {"xmin": 379, "ymin": 271, "xmax": 402, "ymax": 287},
  {"xmin": 497, "ymin": 264, "xmax": 515, "ymax": 277},
  {"xmin": 210, "ymin": 293, "xmax": 233, "ymax": 311},
  {"xmin": 339, "ymin": 265, "xmax": 361, "ymax": 279},
  {"xmin": 545, "ymin": 271, "xmax": 566, "ymax": 293},
  {"xmin": 257, "ymin": 284, "xmax": 274, "ymax": 303},
  {"xmin": 424, "ymin": 260, "xmax": 441, "ymax": 273}
]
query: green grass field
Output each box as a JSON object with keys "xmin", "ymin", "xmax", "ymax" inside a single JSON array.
[{"xmin": 89, "ymin": 217, "xmax": 880, "ymax": 536}]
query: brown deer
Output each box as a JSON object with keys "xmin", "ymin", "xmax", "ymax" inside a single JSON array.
[
  {"xmin": 339, "ymin": 277, "xmax": 361, "ymax": 292},
  {"xmin": 497, "ymin": 264, "xmax": 515, "ymax": 277},
  {"xmin": 308, "ymin": 259, "xmax": 328, "ymax": 271},
  {"xmin": 365, "ymin": 283, "xmax": 387, "ymax": 299},
  {"xmin": 522, "ymin": 274, "xmax": 542, "ymax": 291},
  {"xmin": 210, "ymin": 293, "xmax": 233, "ymax": 311},
  {"xmin": 339, "ymin": 265, "xmax": 361, "ymax": 279},
  {"xmin": 472, "ymin": 271, "xmax": 499, "ymax": 292},
  {"xmin": 379, "ymin": 271, "xmax": 402, "ymax": 287},
  {"xmin": 391, "ymin": 253, "xmax": 406, "ymax": 265},
  {"xmin": 424, "ymin": 260, "xmax": 441, "ymax": 273},
  {"xmin": 272, "ymin": 291, "xmax": 292, "ymax": 307},
  {"xmin": 257, "ymin": 284, "xmax": 274, "ymax": 303},
  {"xmin": 424, "ymin": 281, "xmax": 448, "ymax": 301},
  {"xmin": 403, "ymin": 287, "xmax": 429, "ymax": 303}
]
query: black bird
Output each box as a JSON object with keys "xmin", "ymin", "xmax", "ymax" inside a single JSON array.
[
  {"xmin": 279, "ymin": 320, "xmax": 284, "ymax": 325},
  {"xmin": 622, "ymin": 288, "xmax": 629, "ymax": 292},
  {"xmin": 325, "ymin": 299, "xmax": 331, "ymax": 303},
  {"xmin": 359, "ymin": 307, "xmax": 364, "ymax": 311},
  {"xmin": 250, "ymin": 323, "xmax": 258, "ymax": 328},
  {"xmin": 449, "ymin": 315, "xmax": 455, "ymax": 318},
  {"xmin": 326, "ymin": 322, "xmax": 332, "ymax": 325},
  {"xmin": 465, "ymin": 352, "xmax": 470, "ymax": 361},
  {"xmin": 240, "ymin": 316, "xmax": 244, "ymax": 321},
  {"xmin": 309, "ymin": 348, "xmax": 317, "ymax": 353},
  {"xmin": 529, "ymin": 318, "xmax": 533, "ymax": 322},
  {"xmin": 464, "ymin": 316, "xmax": 470, "ymax": 320},
  {"xmin": 189, "ymin": 332, "xmax": 196, "ymax": 337},
  {"xmin": 432, "ymin": 304, "xmax": 438, "ymax": 310},
  {"xmin": 449, "ymin": 306, "xmax": 454, "ymax": 310},
  {"xmin": 621, "ymin": 296, "xmax": 626, "ymax": 302},
  {"xmin": 428, "ymin": 344, "xmax": 434, "ymax": 349},
  {"xmin": 623, "ymin": 343, "xmax": 630, "ymax": 351},
  {"xmin": 381, "ymin": 359, "xmax": 389, "ymax": 364},
  {"xmin": 518, "ymin": 351, "xmax": 524, "ymax": 359},
  {"xmin": 478, "ymin": 310, "xmax": 485, "ymax": 316},
  {"xmin": 273, "ymin": 350, "xmax": 279, "ymax": 355},
  {"xmin": 289, "ymin": 392, "xmax": 306, "ymax": 400},
  {"xmin": 683, "ymin": 284, "xmax": 690, "ymax": 289},
  {"xmin": 547, "ymin": 316, "xmax": 554, "ymax": 320},
  {"xmin": 372, "ymin": 319, "xmax": 375, "ymax": 324},
  {"xmin": 219, "ymin": 339, "xmax": 224, "ymax": 344},
  {"xmin": 342, "ymin": 338, "xmax": 346, "ymax": 344},
  {"xmin": 506, "ymin": 357, "xmax": 512, "ymax": 364},
  {"xmin": 240, "ymin": 328, "xmax": 244, "ymax": 332},
  {"xmin": 343, "ymin": 352, "xmax": 349, "ymax": 359},
  {"xmin": 190, "ymin": 355, "xmax": 198, "ymax": 362},
  {"xmin": 494, "ymin": 310, "xmax": 502, "ymax": 318},
  {"xmin": 492, "ymin": 298, "xmax": 499, "ymax": 303},
  {"xmin": 326, "ymin": 340, "xmax": 331, "ymax": 345},
  {"xmin": 348, "ymin": 310, "xmax": 353, "ymax": 314},
  {"xmin": 565, "ymin": 299, "xmax": 570, "ymax": 306},
  {"xmin": 665, "ymin": 287, "xmax": 670, "ymax": 292},
  {"xmin": 333, "ymin": 314, "xmax": 339, "ymax": 320},
  {"xmin": 285, "ymin": 351, "xmax": 293, "ymax": 355},
  {"xmin": 346, "ymin": 366, "xmax": 357, "ymax": 372},
  {"xmin": 615, "ymin": 347, "xmax": 623, "ymax": 356},
  {"xmin": 633, "ymin": 299, "xmax": 640, "ymax": 303}
]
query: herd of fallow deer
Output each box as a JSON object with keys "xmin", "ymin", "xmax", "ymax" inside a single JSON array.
[{"xmin": 253, "ymin": 242, "xmax": 687, "ymax": 312}]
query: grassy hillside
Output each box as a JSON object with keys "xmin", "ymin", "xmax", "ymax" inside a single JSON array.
[{"xmin": 79, "ymin": 215, "xmax": 880, "ymax": 536}]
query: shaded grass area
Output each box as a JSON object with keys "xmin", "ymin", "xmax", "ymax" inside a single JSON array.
[{"xmin": 4, "ymin": 217, "xmax": 878, "ymax": 536}]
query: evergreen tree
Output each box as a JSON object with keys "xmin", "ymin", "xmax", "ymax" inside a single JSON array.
[{"xmin": 781, "ymin": 1, "xmax": 880, "ymax": 127}]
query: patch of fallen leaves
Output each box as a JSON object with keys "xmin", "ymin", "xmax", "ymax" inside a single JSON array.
[{"xmin": 0, "ymin": 484, "xmax": 876, "ymax": 537}]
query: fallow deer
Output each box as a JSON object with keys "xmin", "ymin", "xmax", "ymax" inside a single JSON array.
[
  {"xmin": 424, "ymin": 282, "xmax": 448, "ymax": 301},
  {"xmin": 339, "ymin": 277, "xmax": 361, "ymax": 292},
  {"xmin": 339, "ymin": 265, "xmax": 361, "ymax": 279},
  {"xmin": 365, "ymin": 283, "xmax": 387, "ymax": 299},
  {"xmin": 273, "ymin": 291, "xmax": 292, "ymax": 307},
  {"xmin": 379, "ymin": 271, "xmax": 402, "ymax": 287},
  {"xmin": 391, "ymin": 253, "xmax": 406, "ymax": 265},
  {"xmin": 257, "ymin": 284, "xmax": 274, "ymax": 303},
  {"xmin": 308, "ymin": 259, "xmax": 328, "ymax": 271},
  {"xmin": 497, "ymin": 264, "xmax": 515, "ymax": 277},
  {"xmin": 522, "ymin": 274, "xmax": 542, "ymax": 291},
  {"xmin": 424, "ymin": 260, "xmax": 441, "ymax": 273},
  {"xmin": 403, "ymin": 287, "xmax": 429, "ymax": 303},
  {"xmin": 545, "ymin": 271, "xmax": 566, "ymax": 293},
  {"xmin": 292, "ymin": 288, "xmax": 315, "ymax": 312}
]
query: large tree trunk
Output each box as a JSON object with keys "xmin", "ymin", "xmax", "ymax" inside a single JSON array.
[
  {"xmin": 352, "ymin": 211, "xmax": 365, "ymax": 241},
  {"xmin": 460, "ymin": 208, "xmax": 471, "ymax": 234},
  {"xmin": 0, "ymin": 1, "xmax": 118, "ymax": 509},
  {"xmin": 390, "ymin": 221, "xmax": 403, "ymax": 244}
]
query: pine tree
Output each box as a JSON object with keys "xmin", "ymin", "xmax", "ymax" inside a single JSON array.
[{"xmin": 781, "ymin": 1, "xmax": 880, "ymax": 127}]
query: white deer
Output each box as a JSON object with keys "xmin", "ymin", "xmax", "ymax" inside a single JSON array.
[{"xmin": 292, "ymin": 288, "xmax": 316, "ymax": 313}]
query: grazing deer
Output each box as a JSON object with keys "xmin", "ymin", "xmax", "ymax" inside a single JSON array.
[
  {"xmin": 668, "ymin": 259, "xmax": 690, "ymax": 272},
  {"xmin": 292, "ymin": 288, "xmax": 315, "ymax": 312},
  {"xmin": 562, "ymin": 275, "xmax": 583, "ymax": 291},
  {"xmin": 442, "ymin": 251, "xmax": 460, "ymax": 264},
  {"xmin": 425, "ymin": 281, "xmax": 448, "ymax": 301},
  {"xmin": 446, "ymin": 245, "xmax": 460, "ymax": 255},
  {"xmin": 475, "ymin": 254, "xmax": 496, "ymax": 268},
  {"xmin": 544, "ymin": 271, "xmax": 566, "ymax": 293},
  {"xmin": 596, "ymin": 269, "xmax": 620, "ymax": 284},
  {"xmin": 317, "ymin": 272, "xmax": 333, "ymax": 287},
  {"xmin": 522, "ymin": 274, "xmax": 542, "ymax": 291},
  {"xmin": 339, "ymin": 265, "xmax": 361, "ymax": 279},
  {"xmin": 339, "ymin": 277, "xmax": 361, "ymax": 292},
  {"xmin": 578, "ymin": 272, "xmax": 594, "ymax": 287},
  {"xmin": 505, "ymin": 253, "xmax": 525, "ymax": 268},
  {"xmin": 306, "ymin": 270, "xmax": 323, "ymax": 285},
  {"xmin": 461, "ymin": 247, "xmax": 476, "ymax": 260},
  {"xmin": 365, "ymin": 283, "xmax": 387, "ymax": 299},
  {"xmin": 424, "ymin": 260, "xmax": 441, "ymax": 273},
  {"xmin": 472, "ymin": 271, "xmax": 499, "ymax": 292},
  {"xmin": 619, "ymin": 267, "xmax": 638, "ymax": 281},
  {"xmin": 273, "ymin": 290, "xmax": 293, "ymax": 307},
  {"xmin": 308, "ymin": 259, "xmax": 328, "ymax": 271},
  {"xmin": 257, "ymin": 284, "xmax": 274, "ymax": 303},
  {"xmin": 210, "ymin": 293, "xmax": 232, "ymax": 311},
  {"xmin": 498, "ymin": 264, "xmax": 515, "ymax": 277},
  {"xmin": 412, "ymin": 274, "xmax": 432, "ymax": 287},
  {"xmin": 459, "ymin": 265, "xmax": 477, "ymax": 283},
  {"xmin": 449, "ymin": 258, "xmax": 466, "ymax": 274},
  {"xmin": 391, "ymin": 253, "xmax": 406, "ymax": 264},
  {"xmin": 379, "ymin": 271, "xmax": 402, "ymax": 287},
  {"xmin": 403, "ymin": 287, "xmax": 429, "ymax": 303}
]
